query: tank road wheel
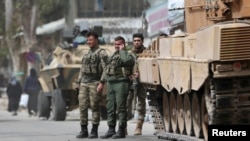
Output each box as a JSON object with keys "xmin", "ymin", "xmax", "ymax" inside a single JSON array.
[
  {"xmin": 163, "ymin": 91, "xmax": 171, "ymax": 132},
  {"xmin": 201, "ymin": 94, "xmax": 208, "ymax": 140},
  {"xmin": 38, "ymin": 91, "xmax": 51, "ymax": 119},
  {"xmin": 177, "ymin": 93, "xmax": 184, "ymax": 134},
  {"xmin": 52, "ymin": 89, "xmax": 66, "ymax": 121},
  {"xmin": 184, "ymin": 94, "xmax": 192, "ymax": 136},
  {"xmin": 170, "ymin": 91, "xmax": 178, "ymax": 133},
  {"xmin": 192, "ymin": 92, "xmax": 202, "ymax": 138}
]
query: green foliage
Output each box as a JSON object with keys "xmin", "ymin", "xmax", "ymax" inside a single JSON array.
[
  {"xmin": 13, "ymin": 0, "xmax": 69, "ymax": 25},
  {"xmin": 1, "ymin": 0, "xmax": 69, "ymax": 34},
  {"xmin": 15, "ymin": 0, "xmax": 35, "ymax": 13},
  {"xmin": 38, "ymin": 0, "xmax": 69, "ymax": 23},
  {"xmin": 0, "ymin": 46, "xmax": 8, "ymax": 57},
  {"xmin": 0, "ymin": 0, "xmax": 5, "ymax": 34},
  {"xmin": 0, "ymin": 46, "xmax": 9, "ymax": 67},
  {"xmin": 1, "ymin": 0, "xmax": 70, "ymax": 71}
]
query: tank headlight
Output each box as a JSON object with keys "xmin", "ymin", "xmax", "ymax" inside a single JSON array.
[{"xmin": 232, "ymin": 62, "xmax": 242, "ymax": 72}]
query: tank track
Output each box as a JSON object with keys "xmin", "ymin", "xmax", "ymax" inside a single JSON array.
[
  {"xmin": 148, "ymin": 90, "xmax": 204, "ymax": 141},
  {"xmin": 157, "ymin": 132, "xmax": 204, "ymax": 141},
  {"xmin": 148, "ymin": 76, "xmax": 250, "ymax": 141},
  {"xmin": 208, "ymin": 77, "xmax": 250, "ymax": 124},
  {"xmin": 147, "ymin": 89, "xmax": 165, "ymax": 134}
]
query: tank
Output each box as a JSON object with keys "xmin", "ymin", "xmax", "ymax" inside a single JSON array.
[
  {"xmin": 38, "ymin": 34, "xmax": 114, "ymax": 121},
  {"xmin": 138, "ymin": 0, "xmax": 250, "ymax": 140}
]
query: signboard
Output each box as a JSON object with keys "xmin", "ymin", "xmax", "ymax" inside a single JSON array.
[
  {"xmin": 145, "ymin": 1, "xmax": 169, "ymax": 37},
  {"xmin": 144, "ymin": 0, "xmax": 184, "ymax": 37}
]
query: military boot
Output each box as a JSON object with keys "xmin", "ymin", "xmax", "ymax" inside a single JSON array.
[
  {"xmin": 112, "ymin": 126, "xmax": 126, "ymax": 139},
  {"xmin": 76, "ymin": 124, "xmax": 88, "ymax": 138},
  {"xmin": 134, "ymin": 120, "xmax": 144, "ymax": 135},
  {"xmin": 100, "ymin": 125, "xmax": 116, "ymax": 139},
  {"xmin": 88, "ymin": 124, "xmax": 98, "ymax": 138}
]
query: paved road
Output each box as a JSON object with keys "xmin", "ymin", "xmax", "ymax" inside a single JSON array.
[{"xmin": 0, "ymin": 93, "xmax": 158, "ymax": 141}]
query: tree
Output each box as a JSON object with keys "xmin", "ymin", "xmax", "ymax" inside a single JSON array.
[
  {"xmin": 0, "ymin": 1, "xmax": 8, "ymax": 68},
  {"xmin": 5, "ymin": 0, "xmax": 17, "ymax": 74},
  {"xmin": 3, "ymin": 0, "xmax": 69, "ymax": 77}
]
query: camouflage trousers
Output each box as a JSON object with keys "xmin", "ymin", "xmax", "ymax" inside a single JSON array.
[
  {"xmin": 78, "ymin": 81, "xmax": 101, "ymax": 125},
  {"xmin": 126, "ymin": 83, "xmax": 146, "ymax": 121}
]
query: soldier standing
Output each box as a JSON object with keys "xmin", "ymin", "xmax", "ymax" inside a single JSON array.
[
  {"xmin": 76, "ymin": 31, "xmax": 108, "ymax": 139},
  {"xmin": 100, "ymin": 36, "xmax": 134, "ymax": 139},
  {"xmin": 126, "ymin": 33, "xmax": 147, "ymax": 135}
]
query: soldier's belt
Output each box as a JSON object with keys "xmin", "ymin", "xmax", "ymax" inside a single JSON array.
[
  {"xmin": 107, "ymin": 74, "xmax": 123, "ymax": 77},
  {"xmin": 83, "ymin": 73, "xmax": 100, "ymax": 76},
  {"xmin": 107, "ymin": 76, "xmax": 130, "ymax": 82}
]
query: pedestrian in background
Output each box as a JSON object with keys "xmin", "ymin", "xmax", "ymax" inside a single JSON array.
[
  {"xmin": 0, "ymin": 73, "xmax": 8, "ymax": 98},
  {"xmin": 100, "ymin": 36, "xmax": 134, "ymax": 139},
  {"xmin": 24, "ymin": 68, "xmax": 41, "ymax": 117},
  {"xmin": 76, "ymin": 31, "xmax": 108, "ymax": 139},
  {"xmin": 126, "ymin": 33, "xmax": 147, "ymax": 135},
  {"xmin": 6, "ymin": 76, "xmax": 23, "ymax": 116}
]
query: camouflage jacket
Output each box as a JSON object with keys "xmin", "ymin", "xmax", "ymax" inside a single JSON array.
[
  {"xmin": 77, "ymin": 46, "xmax": 108, "ymax": 83},
  {"xmin": 129, "ymin": 45, "xmax": 146, "ymax": 74}
]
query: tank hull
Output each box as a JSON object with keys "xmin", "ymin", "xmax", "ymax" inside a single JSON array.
[{"xmin": 139, "ymin": 22, "xmax": 250, "ymax": 140}]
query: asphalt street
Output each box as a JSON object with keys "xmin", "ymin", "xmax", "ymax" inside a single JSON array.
[{"xmin": 0, "ymin": 93, "xmax": 159, "ymax": 141}]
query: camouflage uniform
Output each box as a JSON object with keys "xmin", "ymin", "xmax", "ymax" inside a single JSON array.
[
  {"xmin": 102, "ymin": 50, "xmax": 134, "ymax": 138},
  {"xmin": 127, "ymin": 46, "xmax": 146, "ymax": 121},
  {"xmin": 77, "ymin": 46, "xmax": 108, "ymax": 126}
]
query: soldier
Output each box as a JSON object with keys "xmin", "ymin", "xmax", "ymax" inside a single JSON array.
[
  {"xmin": 76, "ymin": 31, "xmax": 108, "ymax": 139},
  {"xmin": 100, "ymin": 36, "xmax": 135, "ymax": 139},
  {"xmin": 126, "ymin": 33, "xmax": 147, "ymax": 135}
]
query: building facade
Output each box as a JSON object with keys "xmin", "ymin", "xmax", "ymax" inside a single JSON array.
[{"xmin": 77, "ymin": 0, "xmax": 148, "ymax": 18}]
